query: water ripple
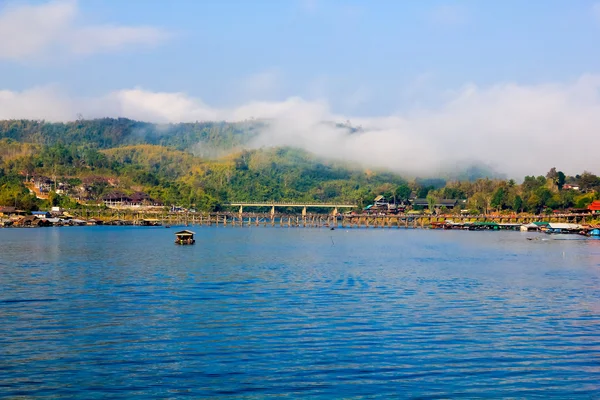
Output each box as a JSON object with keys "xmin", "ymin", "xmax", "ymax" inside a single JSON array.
[{"xmin": 1, "ymin": 227, "xmax": 600, "ymax": 398}]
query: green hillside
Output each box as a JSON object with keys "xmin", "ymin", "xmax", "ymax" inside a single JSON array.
[
  {"xmin": 0, "ymin": 118, "xmax": 260, "ymax": 153},
  {"xmin": 0, "ymin": 119, "xmax": 598, "ymax": 214}
]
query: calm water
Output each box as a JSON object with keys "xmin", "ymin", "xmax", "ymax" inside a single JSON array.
[{"xmin": 1, "ymin": 226, "xmax": 600, "ymax": 399}]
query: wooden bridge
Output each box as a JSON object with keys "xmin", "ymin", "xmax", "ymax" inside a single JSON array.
[
  {"xmin": 226, "ymin": 202, "xmax": 357, "ymax": 216},
  {"xmin": 70, "ymin": 208, "xmax": 595, "ymax": 228}
]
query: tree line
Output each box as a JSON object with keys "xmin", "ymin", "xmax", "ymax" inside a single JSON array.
[{"xmin": 0, "ymin": 119, "xmax": 598, "ymax": 214}]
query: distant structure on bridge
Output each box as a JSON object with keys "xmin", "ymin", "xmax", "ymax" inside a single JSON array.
[{"xmin": 227, "ymin": 202, "xmax": 357, "ymax": 216}]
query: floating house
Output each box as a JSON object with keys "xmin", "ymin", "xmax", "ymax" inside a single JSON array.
[
  {"xmin": 175, "ymin": 230, "xmax": 195, "ymax": 245},
  {"xmin": 467, "ymin": 221, "xmax": 500, "ymax": 230},
  {"xmin": 545, "ymin": 223, "xmax": 583, "ymax": 234},
  {"xmin": 520, "ymin": 221, "xmax": 550, "ymax": 232}
]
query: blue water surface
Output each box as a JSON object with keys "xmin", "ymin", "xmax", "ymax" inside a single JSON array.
[{"xmin": 1, "ymin": 226, "xmax": 600, "ymax": 398}]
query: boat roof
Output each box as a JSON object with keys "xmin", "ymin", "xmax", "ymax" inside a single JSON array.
[
  {"xmin": 547, "ymin": 223, "xmax": 582, "ymax": 230},
  {"xmin": 175, "ymin": 230, "xmax": 195, "ymax": 235}
]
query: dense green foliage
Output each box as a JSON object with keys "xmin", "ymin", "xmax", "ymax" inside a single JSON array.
[
  {"xmin": 0, "ymin": 119, "xmax": 260, "ymax": 154},
  {"xmin": 0, "ymin": 119, "xmax": 598, "ymax": 213}
]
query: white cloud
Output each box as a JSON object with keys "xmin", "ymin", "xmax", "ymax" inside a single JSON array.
[
  {"xmin": 1, "ymin": 76, "xmax": 600, "ymax": 178},
  {"xmin": 0, "ymin": 85, "xmax": 75, "ymax": 120},
  {"xmin": 110, "ymin": 89, "xmax": 220, "ymax": 122},
  {"xmin": 0, "ymin": 0, "xmax": 169, "ymax": 61}
]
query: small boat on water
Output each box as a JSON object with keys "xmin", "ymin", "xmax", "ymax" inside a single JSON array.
[{"xmin": 174, "ymin": 230, "xmax": 195, "ymax": 245}]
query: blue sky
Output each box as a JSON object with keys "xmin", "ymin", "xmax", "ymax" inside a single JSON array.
[
  {"xmin": 2, "ymin": 0, "xmax": 600, "ymax": 113},
  {"xmin": 1, "ymin": 0, "xmax": 600, "ymax": 176}
]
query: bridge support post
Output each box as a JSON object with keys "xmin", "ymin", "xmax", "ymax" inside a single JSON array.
[
  {"xmin": 332, "ymin": 207, "xmax": 338, "ymax": 216},
  {"xmin": 302, "ymin": 206, "xmax": 306, "ymax": 216},
  {"xmin": 271, "ymin": 206, "xmax": 275, "ymax": 216},
  {"xmin": 239, "ymin": 205, "xmax": 243, "ymax": 214}
]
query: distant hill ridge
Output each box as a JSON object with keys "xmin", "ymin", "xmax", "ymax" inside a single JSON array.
[
  {"xmin": 0, "ymin": 118, "xmax": 261, "ymax": 153},
  {"xmin": 0, "ymin": 118, "xmax": 501, "ymax": 181}
]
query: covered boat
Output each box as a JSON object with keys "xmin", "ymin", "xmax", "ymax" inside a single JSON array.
[{"xmin": 174, "ymin": 230, "xmax": 196, "ymax": 245}]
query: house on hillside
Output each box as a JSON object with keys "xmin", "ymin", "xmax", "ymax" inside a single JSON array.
[
  {"xmin": 412, "ymin": 198, "xmax": 460, "ymax": 209},
  {"xmin": 33, "ymin": 176, "xmax": 54, "ymax": 193},
  {"xmin": 563, "ymin": 184, "xmax": 580, "ymax": 191},
  {"xmin": 374, "ymin": 195, "xmax": 388, "ymax": 207},
  {"xmin": 102, "ymin": 191, "xmax": 162, "ymax": 208},
  {"xmin": 55, "ymin": 182, "xmax": 70, "ymax": 195},
  {"xmin": 102, "ymin": 192, "xmax": 133, "ymax": 207},
  {"xmin": 130, "ymin": 192, "xmax": 163, "ymax": 207},
  {"xmin": 589, "ymin": 200, "xmax": 600, "ymax": 214}
]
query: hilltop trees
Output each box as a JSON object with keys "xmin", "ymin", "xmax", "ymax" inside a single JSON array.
[
  {"xmin": 0, "ymin": 118, "xmax": 599, "ymax": 214},
  {"xmin": 395, "ymin": 184, "xmax": 412, "ymax": 202},
  {"xmin": 0, "ymin": 174, "xmax": 37, "ymax": 210},
  {"xmin": 490, "ymin": 186, "xmax": 507, "ymax": 211},
  {"xmin": 578, "ymin": 172, "xmax": 600, "ymax": 192}
]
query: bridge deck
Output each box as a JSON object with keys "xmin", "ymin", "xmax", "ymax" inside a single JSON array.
[{"xmin": 228, "ymin": 203, "xmax": 356, "ymax": 208}]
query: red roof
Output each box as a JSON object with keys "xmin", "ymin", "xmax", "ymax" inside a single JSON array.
[{"xmin": 588, "ymin": 200, "xmax": 600, "ymax": 211}]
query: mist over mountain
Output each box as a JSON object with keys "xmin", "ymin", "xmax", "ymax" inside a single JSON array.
[{"xmin": 0, "ymin": 118, "xmax": 506, "ymax": 181}]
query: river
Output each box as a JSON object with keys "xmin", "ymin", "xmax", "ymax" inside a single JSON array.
[{"xmin": 1, "ymin": 226, "xmax": 599, "ymax": 398}]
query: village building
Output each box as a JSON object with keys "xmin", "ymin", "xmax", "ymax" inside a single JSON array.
[
  {"xmin": 102, "ymin": 191, "xmax": 162, "ymax": 208},
  {"xmin": 0, "ymin": 207, "xmax": 26, "ymax": 217},
  {"xmin": 102, "ymin": 191, "xmax": 133, "ymax": 207},
  {"xmin": 33, "ymin": 176, "xmax": 54, "ymax": 194},
  {"xmin": 588, "ymin": 200, "xmax": 600, "ymax": 214},
  {"xmin": 31, "ymin": 211, "xmax": 52, "ymax": 219},
  {"xmin": 412, "ymin": 198, "xmax": 461, "ymax": 209}
]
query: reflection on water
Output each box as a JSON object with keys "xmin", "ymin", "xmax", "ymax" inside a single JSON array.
[{"xmin": 1, "ymin": 227, "xmax": 600, "ymax": 398}]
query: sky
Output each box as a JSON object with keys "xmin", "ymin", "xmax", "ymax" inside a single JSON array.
[{"xmin": 1, "ymin": 0, "xmax": 600, "ymax": 177}]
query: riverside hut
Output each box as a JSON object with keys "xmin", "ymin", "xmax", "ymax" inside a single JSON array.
[
  {"xmin": 520, "ymin": 221, "xmax": 549, "ymax": 232},
  {"xmin": 545, "ymin": 223, "xmax": 582, "ymax": 234},
  {"xmin": 174, "ymin": 230, "xmax": 195, "ymax": 245}
]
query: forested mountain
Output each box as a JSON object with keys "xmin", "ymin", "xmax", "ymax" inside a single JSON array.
[
  {"xmin": 0, "ymin": 118, "xmax": 260, "ymax": 154},
  {"xmin": 0, "ymin": 118, "xmax": 598, "ymax": 213}
]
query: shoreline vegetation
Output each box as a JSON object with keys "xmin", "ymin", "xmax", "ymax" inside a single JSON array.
[{"xmin": 1, "ymin": 119, "xmax": 599, "ymax": 226}]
